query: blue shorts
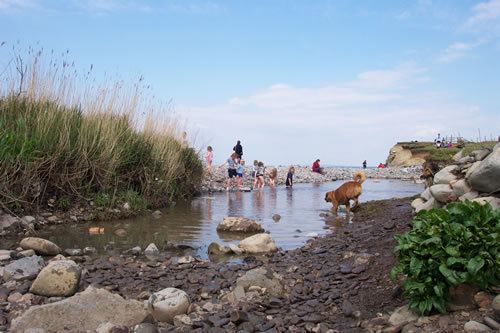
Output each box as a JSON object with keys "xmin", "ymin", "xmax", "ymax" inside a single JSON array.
[{"xmin": 236, "ymin": 173, "xmax": 243, "ymax": 178}]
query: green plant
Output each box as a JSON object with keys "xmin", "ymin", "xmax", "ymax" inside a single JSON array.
[
  {"xmin": 0, "ymin": 49, "xmax": 203, "ymax": 212},
  {"xmin": 117, "ymin": 189, "xmax": 148, "ymax": 211},
  {"xmin": 391, "ymin": 201, "xmax": 500, "ymax": 315},
  {"xmin": 93, "ymin": 192, "xmax": 111, "ymax": 207},
  {"xmin": 57, "ymin": 196, "xmax": 71, "ymax": 210}
]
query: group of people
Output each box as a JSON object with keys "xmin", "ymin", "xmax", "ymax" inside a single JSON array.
[{"xmin": 204, "ymin": 140, "xmax": 296, "ymax": 190}]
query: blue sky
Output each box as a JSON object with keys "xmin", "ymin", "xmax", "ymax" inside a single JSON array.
[{"xmin": 1, "ymin": 0, "xmax": 499, "ymax": 165}]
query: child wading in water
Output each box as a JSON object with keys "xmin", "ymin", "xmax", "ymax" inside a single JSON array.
[
  {"xmin": 286, "ymin": 166, "xmax": 295, "ymax": 187},
  {"xmin": 268, "ymin": 167, "xmax": 278, "ymax": 188},
  {"xmin": 205, "ymin": 146, "xmax": 213, "ymax": 172},
  {"xmin": 252, "ymin": 160, "xmax": 259, "ymax": 189},
  {"xmin": 220, "ymin": 152, "xmax": 238, "ymax": 191},
  {"xmin": 256, "ymin": 161, "xmax": 265, "ymax": 189},
  {"xmin": 236, "ymin": 159, "xmax": 245, "ymax": 189}
]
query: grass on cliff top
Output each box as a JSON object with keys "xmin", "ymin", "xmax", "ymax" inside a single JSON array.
[
  {"xmin": 0, "ymin": 50, "xmax": 203, "ymax": 213},
  {"xmin": 398, "ymin": 141, "xmax": 496, "ymax": 164}
]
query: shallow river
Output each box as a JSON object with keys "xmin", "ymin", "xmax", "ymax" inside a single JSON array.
[{"xmin": 38, "ymin": 179, "xmax": 423, "ymax": 258}]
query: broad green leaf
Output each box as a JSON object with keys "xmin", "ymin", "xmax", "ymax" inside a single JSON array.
[{"xmin": 467, "ymin": 257, "xmax": 485, "ymax": 275}]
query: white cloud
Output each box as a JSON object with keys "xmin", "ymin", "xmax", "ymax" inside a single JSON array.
[
  {"xmin": 467, "ymin": 0, "xmax": 500, "ymax": 25},
  {"xmin": 0, "ymin": 0, "xmax": 37, "ymax": 11},
  {"xmin": 436, "ymin": 39, "xmax": 486, "ymax": 63},
  {"xmin": 177, "ymin": 65, "xmax": 499, "ymax": 166}
]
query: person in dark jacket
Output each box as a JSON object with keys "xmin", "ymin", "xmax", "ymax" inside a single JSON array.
[{"xmin": 233, "ymin": 140, "xmax": 243, "ymax": 158}]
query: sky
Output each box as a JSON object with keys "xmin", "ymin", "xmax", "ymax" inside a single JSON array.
[{"xmin": 1, "ymin": 0, "xmax": 499, "ymax": 166}]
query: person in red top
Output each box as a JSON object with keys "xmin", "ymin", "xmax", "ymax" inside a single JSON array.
[{"xmin": 312, "ymin": 159, "xmax": 323, "ymax": 174}]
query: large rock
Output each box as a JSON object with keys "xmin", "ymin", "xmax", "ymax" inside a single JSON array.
[
  {"xmin": 467, "ymin": 147, "xmax": 500, "ymax": 193},
  {"xmin": 464, "ymin": 320, "xmax": 492, "ymax": 332},
  {"xmin": 30, "ymin": 259, "xmax": 81, "ymax": 297},
  {"xmin": 20, "ymin": 237, "xmax": 61, "ymax": 256},
  {"xmin": 236, "ymin": 267, "xmax": 285, "ymax": 296},
  {"xmin": 10, "ymin": 286, "xmax": 148, "ymax": 332},
  {"xmin": 411, "ymin": 198, "xmax": 425, "ymax": 210},
  {"xmin": 217, "ymin": 217, "xmax": 264, "ymax": 233},
  {"xmin": 3, "ymin": 256, "xmax": 44, "ymax": 281},
  {"xmin": 415, "ymin": 197, "xmax": 440, "ymax": 212},
  {"xmin": 470, "ymin": 148, "xmax": 491, "ymax": 161},
  {"xmin": 465, "ymin": 161, "xmax": 481, "ymax": 179},
  {"xmin": 147, "ymin": 288, "xmax": 190, "ymax": 323},
  {"xmin": 472, "ymin": 197, "xmax": 500, "ymax": 210},
  {"xmin": 459, "ymin": 191, "xmax": 479, "ymax": 201},
  {"xmin": 388, "ymin": 305, "xmax": 418, "ymax": 327},
  {"xmin": 0, "ymin": 214, "xmax": 21, "ymax": 231},
  {"xmin": 420, "ymin": 188, "xmax": 432, "ymax": 201},
  {"xmin": 144, "ymin": 243, "xmax": 159, "ymax": 255},
  {"xmin": 451, "ymin": 179, "xmax": 471, "ymax": 198},
  {"xmin": 433, "ymin": 165, "xmax": 458, "ymax": 185},
  {"xmin": 208, "ymin": 242, "xmax": 232, "ymax": 255},
  {"xmin": 493, "ymin": 294, "xmax": 500, "ymax": 320},
  {"xmin": 239, "ymin": 233, "xmax": 277, "ymax": 254},
  {"xmin": 430, "ymin": 184, "xmax": 454, "ymax": 203}
]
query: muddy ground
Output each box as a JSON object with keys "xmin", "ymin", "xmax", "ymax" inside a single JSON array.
[
  {"xmin": 3, "ymin": 197, "xmax": 494, "ymax": 332},
  {"xmin": 82, "ymin": 198, "xmax": 413, "ymax": 332}
]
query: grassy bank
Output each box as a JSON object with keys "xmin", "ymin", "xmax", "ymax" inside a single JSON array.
[
  {"xmin": 398, "ymin": 141, "xmax": 496, "ymax": 164},
  {"xmin": 0, "ymin": 51, "xmax": 203, "ymax": 214}
]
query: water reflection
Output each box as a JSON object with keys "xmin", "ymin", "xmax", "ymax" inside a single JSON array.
[{"xmin": 36, "ymin": 179, "xmax": 423, "ymax": 257}]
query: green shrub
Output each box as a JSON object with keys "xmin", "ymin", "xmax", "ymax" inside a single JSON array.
[
  {"xmin": 391, "ymin": 201, "xmax": 500, "ymax": 315},
  {"xmin": 0, "ymin": 50, "xmax": 203, "ymax": 212}
]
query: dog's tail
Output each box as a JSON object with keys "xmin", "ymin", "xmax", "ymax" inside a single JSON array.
[{"xmin": 353, "ymin": 171, "xmax": 366, "ymax": 184}]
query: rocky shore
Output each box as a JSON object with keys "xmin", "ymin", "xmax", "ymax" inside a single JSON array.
[
  {"xmin": 411, "ymin": 142, "xmax": 500, "ymax": 212},
  {"xmin": 1, "ymin": 198, "xmax": 498, "ymax": 332},
  {"xmin": 202, "ymin": 166, "xmax": 422, "ymax": 192}
]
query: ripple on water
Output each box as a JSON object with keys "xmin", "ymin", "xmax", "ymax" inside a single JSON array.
[{"xmin": 38, "ymin": 179, "xmax": 423, "ymax": 257}]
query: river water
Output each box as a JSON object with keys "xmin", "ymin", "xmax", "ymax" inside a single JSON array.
[{"xmin": 36, "ymin": 179, "xmax": 423, "ymax": 257}]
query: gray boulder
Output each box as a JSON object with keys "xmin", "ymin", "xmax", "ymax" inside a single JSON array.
[
  {"xmin": 459, "ymin": 191, "xmax": 479, "ymax": 201},
  {"xmin": 472, "ymin": 197, "xmax": 500, "ymax": 210},
  {"xmin": 430, "ymin": 184, "xmax": 454, "ymax": 203},
  {"xmin": 420, "ymin": 188, "xmax": 432, "ymax": 201},
  {"xmin": 388, "ymin": 305, "xmax": 418, "ymax": 327},
  {"xmin": 236, "ymin": 267, "xmax": 285, "ymax": 296},
  {"xmin": 451, "ymin": 179, "xmax": 471, "ymax": 198},
  {"xmin": 30, "ymin": 259, "xmax": 81, "ymax": 297},
  {"xmin": 3, "ymin": 256, "xmax": 44, "ymax": 281},
  {"xmin": 208, "ymin": 242, "xmax": 232, "ymax": 255},
  {"xmin": 239, "ymin": 233, "xmax": 277, "ymax": 254},
  {"xmin": 470, "ymin": 148, "xmax": 491, "ymax": 161},
  {"xmin": 411, "ymin": 198, "xmax": 425, "ymax": 210},
  {"xmin": 144, "ymin": 243, "xmax": 159, "ymax": 255},
  {"xmin": 467, "ymin": 147, "xmax": 500, "ymax": 193},
  {"xmin": 0, "ymin": 214, "xmax": 21, "ymax": 231},
  {"xmin": 433, "ymin": 165, "xmax": 457, "ymax": 185},
  {"xmin": 464, "ymin": 320, "xmax": 492, "ymax": 332},
  {"xmin": 10, "ymin": 286, "xmax": 148, "ymax": 332},
  {"xmin": 147, "ymin": 287, "xmax": 190, "ymax": 323},
  {"xmin": 20, "ymin": 237, "xmax": 61, "ymax": 256},
  {"xmin": 217, "ymin": 217, "xmax": 264, "ymax": 233}
]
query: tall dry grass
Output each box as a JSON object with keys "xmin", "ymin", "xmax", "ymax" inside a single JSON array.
[{"xmin": 0, "ymin": 47, "xmax": 202, "ymax": 212}]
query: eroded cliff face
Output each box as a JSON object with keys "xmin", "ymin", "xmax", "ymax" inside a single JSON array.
[{"xmin": 386, "ymin": 144, "xmax": 427, "ymax": 167}]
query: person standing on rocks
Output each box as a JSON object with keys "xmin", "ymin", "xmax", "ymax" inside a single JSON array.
[
  {"xmin": 220, "ymin": 153, "xmax": 238, "ymax": 190},
  {"xmin": 233, "ymin": 140, "xmax": 243, "ymax": 158},
  {"xmin": 363, "ymin": 160, "xmax": 367, "ymax": 169}
]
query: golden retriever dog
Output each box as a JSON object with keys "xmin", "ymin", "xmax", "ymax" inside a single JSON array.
[{"xmin": 324, "ymin": 171, "xmax": 366, "ymax": 215}]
